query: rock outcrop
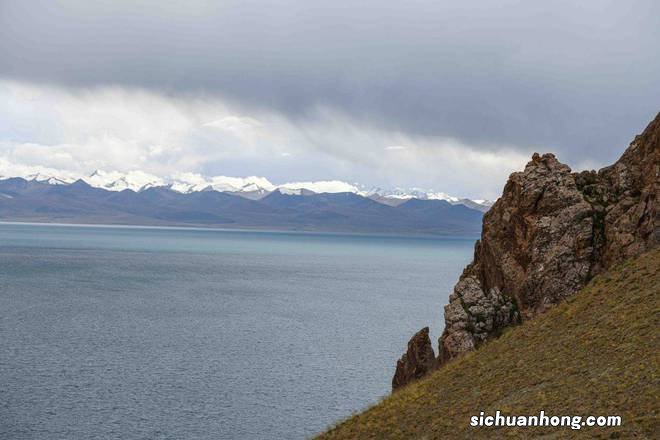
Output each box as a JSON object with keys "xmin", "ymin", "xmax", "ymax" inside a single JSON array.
[
  {"xmin": 393, "ymin": 112, "xmax": 659, "ymax": 389},
  {"xmin": 579, "ymin": 113, "xmax": 659, "ymax": 270},
  {"xmin": 392, "ymin": 327, "xmax": 436, "ymax": 390}
]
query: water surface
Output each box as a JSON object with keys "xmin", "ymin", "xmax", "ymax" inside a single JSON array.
[{"xmin": 0, "ymin": 223, "xmax": 474, "ymax": 439}]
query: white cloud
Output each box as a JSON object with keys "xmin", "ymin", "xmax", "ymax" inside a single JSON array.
[
  {"xmin": 202, "ymin": 116, "xmax": 264, "ymax": 144},
  {"xmin": 0, "ymin": 80, "xmax": 533, "ymax": 199}
]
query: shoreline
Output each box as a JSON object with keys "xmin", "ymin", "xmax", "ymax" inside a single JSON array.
[{"xmin": 0, "ymin": 219, "xmax": 481, "ymax": 241}]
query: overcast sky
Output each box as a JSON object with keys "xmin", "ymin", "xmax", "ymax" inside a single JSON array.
[{"xmin": 1, "ymin": 0, "xmax": 658, "ymax": 198}]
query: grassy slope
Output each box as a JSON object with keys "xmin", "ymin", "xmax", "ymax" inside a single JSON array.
[{"xmin": 319, "ymin": 248, "xmax": 659, "ymax": 439}]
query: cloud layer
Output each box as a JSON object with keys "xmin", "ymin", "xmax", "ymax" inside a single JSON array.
[
  {"xmin": 0, "ymin": 80, "xmax": 532, "ymax": 199},
  {"xmin": 1, "ymin": 1, "xmax": 658, "ymax": 198}
]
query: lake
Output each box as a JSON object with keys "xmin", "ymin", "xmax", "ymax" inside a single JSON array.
[{"xmin": 0, "ymin": 223, "xmax": 474, "ymax": 439}]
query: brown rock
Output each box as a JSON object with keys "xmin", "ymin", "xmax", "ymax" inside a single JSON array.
[
  {"xmin": 393, "ymin": 113, "xmax": 659, "ymax": 387},
  {"xmin": 392, "ymin": 327, "xmax": 436, "ymax": 390},
  {"xmin": 595, "ymin": 114, "xmax": 659, "ymax": 268},
  {"xmin": 437, "ymin": 113, "xmax": 659, "ymax": 365}
]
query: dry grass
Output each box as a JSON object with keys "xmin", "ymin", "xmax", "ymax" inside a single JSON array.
[{"xmin": 318, "ymin": 248, "xmax": 660, "ymax": 439}]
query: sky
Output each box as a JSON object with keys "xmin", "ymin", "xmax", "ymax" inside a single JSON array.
[{"xmin": 1, "ymin": 0, "xmax": 658, "ymax": 199}]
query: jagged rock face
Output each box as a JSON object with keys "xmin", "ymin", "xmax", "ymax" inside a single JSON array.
[
  {"xmin": 392, "ymin": 327, "xmax": 436, "ymax": 390},
  {"xmin": 477, "ymin": 152, "xmax": 596, "ymax": 317},
  {"xmin": 434, "ymin": 113, "xmax": 660, "ymax": 368},
  {"xmin": 393, "ymin": 113, "xmax": 658, "ymax": 388},
  {"xmin": 440, "ymin": 277, "xmax": 519, "ymax": 361},
  {"xmin": 438, "ymin": 153, "xmax": 594, "ymax": 361},
  {"xmin": 591, "ymin": 114, "xmax": 658, "ymax": 268}
]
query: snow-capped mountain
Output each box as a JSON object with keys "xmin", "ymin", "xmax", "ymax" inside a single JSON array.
[
  {"xmin": 4, "ymin": 168, "xmax": 493, "ymax": 210},
  {"xmin": 362, "ymin": 187, "xmax": 493, "ymax": 210},
  {"xmin": 0, "ymin": 160, "xmax": 78, "ymax": 186},
  {"xmin": 363, "ymin": 187, "xmax": 459, "ymax": 202},
  {"xmin": 168, "ymin": 173, "xmax": 276, "ymax": 195},
  {"xmin": 23, "ymin": 172, "xmax": 76, "ymax": 186},
  {"xmin": 279, "ymin": 180, "xmax": 361, "ymax": 195},
  {"xmin": 84, "ymin": 170, "xmax": 165, "ymax": 192}
]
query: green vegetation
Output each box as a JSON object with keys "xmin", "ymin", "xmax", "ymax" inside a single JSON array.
[{"xmin": 319, "ymin": 248, "xmax": 659, "ymax": 439}]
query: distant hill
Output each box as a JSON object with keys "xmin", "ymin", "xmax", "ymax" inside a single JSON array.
[
  {"xmin": 0, "ymin": 179, "xmax": 484, "ymax": 235},
  {"xmin": 0, "ymin": 167, "xmax": 494, "ymax": 211},
  {"xmin": 318, "ymin": 247, "xmax": 660, "ymax": 439}
]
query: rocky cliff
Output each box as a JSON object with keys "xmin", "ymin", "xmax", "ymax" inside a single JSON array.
[{"xmin": 393, "ymin": 113, "xmax": 659, "ymax": 389}]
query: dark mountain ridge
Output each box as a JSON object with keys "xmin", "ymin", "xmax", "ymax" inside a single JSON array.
[{"xmin": 0, "ymin": 180, "xmax": 484, "ymax": 235}]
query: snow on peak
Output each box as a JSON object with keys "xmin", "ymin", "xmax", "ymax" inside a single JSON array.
[
  {"xmin": 209, "ymin": 175, "xmax": 276, "ymax": 193},
  {"xmin": 168, "ymin": 173, "xmax": 276, "ymax": 194},
  {"xmin": 279, "ymin": 180, "xmax": 360, "ymax": 194},
  {"xmin": 24, "ymin": 172, "xmax": 76, "ymax": 185},
  {"xmin": 168, "ymin": 172, "xmax": 209, "ymax": 193},
  {"xmin": 0, "ymin": 159, "xmax": 77, "ymax": 185},
  {"xmin": 362, "ymin": 187, "xmax": 460, "ymax": 202},
  {"xmin": 0, "ymin": 159, "xmax": 491, "ymax": 207},
  {"xmin": 83, "ymin": 170, "xmax": 165, "ymax": 192}
]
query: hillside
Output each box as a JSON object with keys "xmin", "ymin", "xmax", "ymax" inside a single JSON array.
[{"xmin": 319, "ymin": 248, "xmax": 659, "ymax": 439}]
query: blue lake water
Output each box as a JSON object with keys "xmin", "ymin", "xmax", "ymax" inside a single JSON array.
[{"xmin": 0, "ymin": 223, "xmax": 474, "ymax": 439}]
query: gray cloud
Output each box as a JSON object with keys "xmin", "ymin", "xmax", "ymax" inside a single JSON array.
[{"xmin": 1, "ymin": 0, "xmax": 659, "ymax": 174}]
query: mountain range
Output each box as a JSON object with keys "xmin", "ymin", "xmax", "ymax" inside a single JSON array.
[
  {"xmin": 2, "ymin": 169, "xmax": 493, "ymax": 210},
  {"xmin": 0, "ymin": 175, "xmax": 488, "ymax": 235}
]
